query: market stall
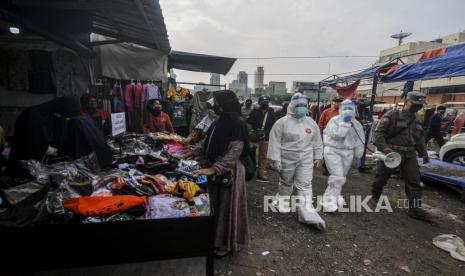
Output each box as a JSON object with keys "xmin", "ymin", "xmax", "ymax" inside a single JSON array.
[
  {"xmin": 0, "ymin": 1, "xmax": 221, "ymax": 275},
  {"xmin": 0, "ymin": 133, "xmax": 215, "ymax": 275}
]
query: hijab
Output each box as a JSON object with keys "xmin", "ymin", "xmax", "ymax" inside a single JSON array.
[{"xmin": 204, "ymin": 90, "xmax": 249, "ymax": 163}]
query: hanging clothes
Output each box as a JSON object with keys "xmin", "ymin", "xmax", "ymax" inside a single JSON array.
[
  {"xmin": 168, "ymin": 87, "xmax": 190, "ymax": 102},
  {"xmin": 145, "ymin": 83, "xmax": 162, "ymax": 101},
  {"xmin": 111, "ymin": 83, "xmax": 125, "ymax": 113},
  {"xmin": 189, "ymin": 90, "xmax": 213, "ymax": 131},
  {"xmin": 123, "ymin": 82, "xmax": 144, "ymax": 132}
]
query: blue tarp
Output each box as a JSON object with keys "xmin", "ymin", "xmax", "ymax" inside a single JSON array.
[
  {"xmin": 418, "ymin": 158, "xmax": 465, "ymax": 189},
  {"xmin": 384, "ymin": 43, "xmax": 465, "ymax": 82},
  {"xmin": 169, "ymin": 51, "xmax": 236, "ymax": 75}
]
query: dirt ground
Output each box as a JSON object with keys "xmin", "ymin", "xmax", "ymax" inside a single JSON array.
[{"xmin": 215, "ymin": 161, "xmax": 465, "ymax": 276}]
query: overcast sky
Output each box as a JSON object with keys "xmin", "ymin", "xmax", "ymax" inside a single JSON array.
[{"xmin": 160, "ymin": 0, "xmax": 465, "ymax": 90}]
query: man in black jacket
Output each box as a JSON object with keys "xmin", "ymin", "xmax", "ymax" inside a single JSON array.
[
  {"xmin": 247, "ymin": 95, "xmax": 276, "ymax": 181},
  {"xmin": 426, "ymin": 105, "xmax": 446, "ymax": 147}
]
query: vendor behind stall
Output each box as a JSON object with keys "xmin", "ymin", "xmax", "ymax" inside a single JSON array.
[
  {"xmin": 10, "ymin": 96, "xmax": 113, "ymax": 169},
  {"xmin": 80, "ymin": 94, "xmax": 111, "ymax": 136},
  {"xmin": 143, "ymin": 99, "xmax": 174, "ymax": 133}
]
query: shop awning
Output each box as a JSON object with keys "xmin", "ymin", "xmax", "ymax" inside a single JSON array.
[
  {"xmin": 383, "ymin": 43, "xmax": 465, "ymax": 82},
  {"xmin": 168, "ymin": 51, "xmax": 237, "ymax": 75},
  {"xmin": 1, "ymin": 0, "xmax": 171, "ymax": 55}
]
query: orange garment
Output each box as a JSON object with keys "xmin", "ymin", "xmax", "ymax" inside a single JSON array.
[
  {"xmin": 63, "ymin": 196, "xmax": 147, "ymax": 217},
  {"xmin": 385, "ymin": 64, "xmax": 400, "ymax": 76},
  {"xmin": 318, "ymin": 107, "xmax": 339, "ymax": 132},
  {"xmin": 418, "ymin": 47, "xmax": 446, "ymax": 62},
  {"xmin": 330, "ymin": 80, "xmax": 361, "ymax": 100}
]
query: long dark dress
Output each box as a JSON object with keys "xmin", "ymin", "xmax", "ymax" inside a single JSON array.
[
  {"xmin": 209, "ymin": 140, "xmax": 249, "ymax": 253},
  {"xmin": 203, "ymin": 90, "xmax": 250, "ymax": 254}
]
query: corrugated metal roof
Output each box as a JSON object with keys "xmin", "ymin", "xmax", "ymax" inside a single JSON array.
[{"xmin": 5, "ymin": 0, "xmax": 170, "ymax": 53}]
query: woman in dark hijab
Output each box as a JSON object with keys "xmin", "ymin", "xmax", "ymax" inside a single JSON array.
[
  {"xmin": 11, "ymin": 96, "xmax": 81, "ymax": 162},
  {"xmin": 193, "ymin": 90, "xmax": 250, "ymax": 257}
]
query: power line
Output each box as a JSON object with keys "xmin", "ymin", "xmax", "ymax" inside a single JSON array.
[
  {"xmin": 227, "ymin": 73, "xmax": 330, "ymax": 76},
  {"xmin": 226, "ymin": 66, "xmax": 369, "ymax": 77},
  {"xmin": 236, "ymin": 55, "xmax": 378, "ymax": 60}
]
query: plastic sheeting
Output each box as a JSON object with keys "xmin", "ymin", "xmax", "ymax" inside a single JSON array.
[
  {"xmin": 418, "ymin": 158, "xmax": 465, "ymax": 188},
  {"xmin": 384, "ymin": 43, "xmax": 465, "ymax": 82},
  {"xmin": 94, "ymin": 41, "xmax": 167, "ymax": 80},
  {"xmin": 168, "ymin": 51, "xmax": 236, "ymax": 75}
]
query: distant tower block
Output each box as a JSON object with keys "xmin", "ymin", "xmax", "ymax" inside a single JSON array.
[{"xmin": 391, "ymin": 31, "xmax": 412, "ymax": 46}]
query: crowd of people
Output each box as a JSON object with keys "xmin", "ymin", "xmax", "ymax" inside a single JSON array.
[{"xmin": 3, "ymin": 88, "xmax": 465, "ymax": 258}]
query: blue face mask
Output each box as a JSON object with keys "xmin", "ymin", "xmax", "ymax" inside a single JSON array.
[{"xmin": 295, "ymin": 106, "xmax": 308, "ymax": 118}]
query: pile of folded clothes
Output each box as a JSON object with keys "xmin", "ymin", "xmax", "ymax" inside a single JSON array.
[{"xmin": 0, "ymin": 133, "xmax": 211, "ymax": 227}]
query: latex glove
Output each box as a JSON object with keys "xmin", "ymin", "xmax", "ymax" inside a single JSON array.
[
  {"xmin": 383, "ymin": 147, "xmax": 393, "ymax": 155},
  {"xmin": 423, "ymin": 155, "xmax": 430, "ymax": 164},
  {"xmin": 46, "ymin": 146, "xmax": 58, "ymax": 156},
  {"xmin": 268, "ymin": 160, "xmax": 281, "ymax": 171},
  {"xmin": 343, "ymin": 114, "xmax": 352, "ymax": 123},
  {"xmin": 313, "ymin": 159, "xmax": 322, "ymax": 168},
  {"xmin": 355, "ymin": 158, "xmax": 362, "ymax": 169}
]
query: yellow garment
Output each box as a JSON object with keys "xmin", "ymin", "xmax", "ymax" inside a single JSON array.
[
  {"xmin": 168, "ymin": 87, "xmax": 190, "ymax": 102},
  {"xmin": 171, "ymin": 180, "xmax": 200, "ymax": 202}
]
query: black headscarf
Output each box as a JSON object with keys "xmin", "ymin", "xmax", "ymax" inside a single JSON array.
[
  {"xmin": 204, "ymin": 90, "xmax": 250, "ymax": 163},
  {"xmin": 11, "ymin": 96, "xmax": 81, "ymax": 161}
]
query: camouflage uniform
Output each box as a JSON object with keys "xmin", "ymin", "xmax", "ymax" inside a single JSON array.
[{"xmin": 372, "ymin": 92, "xmax": 427, "ymax": 207}]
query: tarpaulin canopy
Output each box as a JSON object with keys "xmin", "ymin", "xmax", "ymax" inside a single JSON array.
[
  {"xmin": 94, "ymin": 34, "xmax": 167, "ymax": 80},
  {"xmin": 383, "ymin": 43, "xmax": 465, "ymax": 83},
  {"xmin": 169, "ymin": 51, "xmax": 237, "ymax": 75}
]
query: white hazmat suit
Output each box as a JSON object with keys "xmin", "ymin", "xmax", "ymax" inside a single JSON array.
[
  {"xmin": 322, "ymin": 100, "xmax": 365, "ymax": 212},
  {"xmin": 267, "ymin": 93, "xmax": 326, "ymax": 230}
]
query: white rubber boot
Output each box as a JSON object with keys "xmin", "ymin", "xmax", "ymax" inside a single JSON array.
[
  {"xmin": 322, "ymin": 175, "xmax": 346, "ymax": 213},
  {"xmin": 271, "ymin": 193, "xmax": 291, "ymax": 213},
  {"xmin": 296, "ymin": 190, "xmax": 326, "ymax": 231}
]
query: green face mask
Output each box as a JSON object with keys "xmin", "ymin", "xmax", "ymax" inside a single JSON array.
[{"xmin": 295, "ymin": 106, "xmax": 308, "ymax": 117}]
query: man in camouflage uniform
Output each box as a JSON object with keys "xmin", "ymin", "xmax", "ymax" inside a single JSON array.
[{"xmin": 371, "ymin": 92, "xmax": 433, "ymax": 222}]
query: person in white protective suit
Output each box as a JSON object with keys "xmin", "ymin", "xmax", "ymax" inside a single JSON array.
[
  {"xmin": 267, "ymin": 93, "xmax": 326, "ymax": 230},
  {"xmin": 321, "ymin": 99, "xmax": 365, "ymax": 212}
]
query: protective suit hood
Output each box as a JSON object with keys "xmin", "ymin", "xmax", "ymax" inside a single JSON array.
[{"xmin": 287, "ymin": 93, "xmax": 308, "ymax": 117}]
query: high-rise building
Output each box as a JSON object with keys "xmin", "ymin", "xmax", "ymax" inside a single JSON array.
[
  {"xmin": 254, "ymin": 66, "xmax": 264, "ymax": 92},
  {"xmin": 210, "ymin": 73, "xmax": 220, "ymax": 86},
  {"xmin": 229, "ymin": 72, "xmax": 249, "ymax": 97},
  {"xmin": 237, "ymin": 71, "xmax": 248, "ymax": 89}
]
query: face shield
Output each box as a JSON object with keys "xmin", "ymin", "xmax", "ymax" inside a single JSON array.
[{"xmin": 340, "ymin": 100, "xmax": 356, "ymax": 119}]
